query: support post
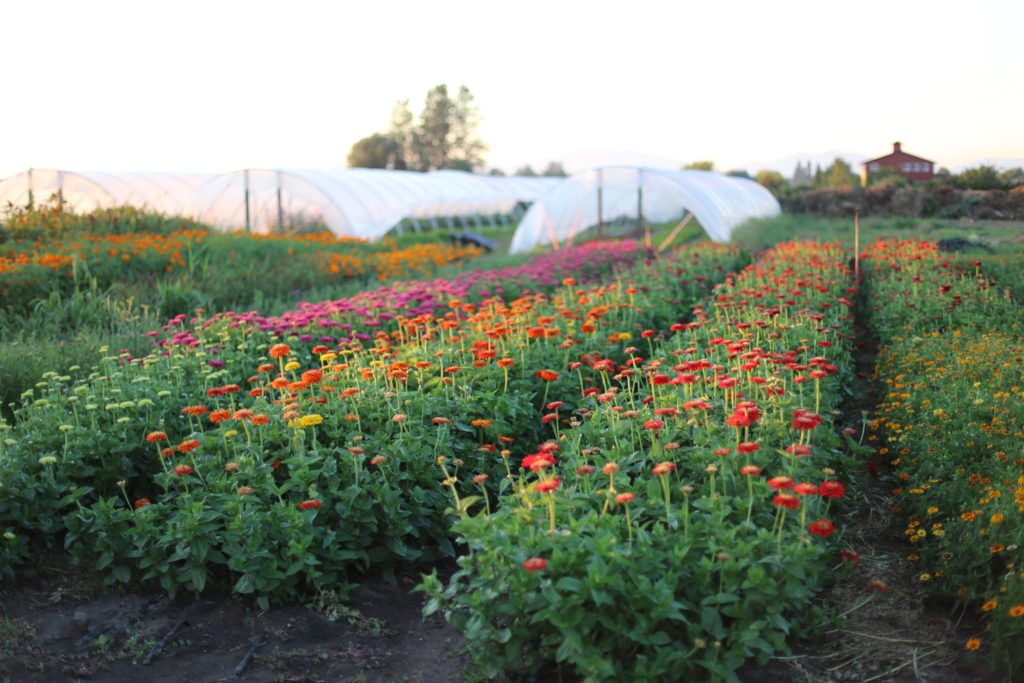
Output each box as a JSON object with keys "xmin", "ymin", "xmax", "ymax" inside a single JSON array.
[
  {"xmin": 57, "ymin": 170, "xmax": 64, "ymax": 208},
  {"xmin": 854, "ymin": 208, "xmax": 860, "ymax": 282},
  {"xmin": 657, "ymin": 212, "xmax": 694, "ymax": 253},
  {"xmin": 27, "ymin": 168, "xmax": 34, "ymax": 209},
  {"xmin": 596, "ymin": 169, "xmax": 604, "ymax": 238},
  {"xmin": 276, "ymin": 172, "xmax": 284, "ymax": 233},
  {"xmin": 244, "ymin": 169, "xmax": 251, "ymax": 233}
]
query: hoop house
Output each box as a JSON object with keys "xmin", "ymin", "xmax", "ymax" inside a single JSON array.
[
  {"xmin": 509, "ymin": 166, "xmax": 781, "ymax": 253},
  {"xmin": 189, "ymin": 169, "xmax": 561, "ymax": 239},
  {"xmin": 0, "ymin": 169, "xmax": 212, "ymax": 215}
]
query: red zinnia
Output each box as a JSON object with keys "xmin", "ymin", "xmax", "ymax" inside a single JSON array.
[
  {"xmin": 792, "ymin": 408, "xmax": 823, "ymax": 431},
  {"xmin": 808, "ymin": 519, "xmax": 835, "ymax": 539},
  {"xmin": 134, "ymin": 498, "xmax": 151, "ymax": 509},
  {"xmin": 643, "ymin": 419, "xmax": 664, "ymax": 431},
  {"xmin": 615, "ymin": 492, "xmax": 636, "ymax": 504},
  {"xmin": 146, "ymin": 431, "xmax": 167, "ymax": 443},
  {"xmin": 269, "ymin": 343, "xmax": 291, "ymax": 358},
  {"xmin": 298, "ymin": 499, "xmax": 322, "ymax": 510},
  {"xmin": 535, "ymin": 369, "xmax": 559, "ymax": 382},
  {"xmin": 819, "ymin": 480, "xmax": 846, "ymax": 499},
  {"xmin": 740, "ymin": 465, "xmax": 763, "ymax": 476},
  {"xmin": 767, "ymin": 475, "xmax": 793, "ymax": 491},
  {"xmin": 773, "ymin": 492, "xmax": 800, "ymax": 510},
  {"xmin": 535, "ymin": 478, "xmax": 561, "ymax": 494},
  {"xmin": 793, "ymin": 482, "xmax": 819, "ymax": 496},
  {"xmin": 173, "ymin": 464, "xmax": 194, "ymax": 477},
  {"xmin": 522, "ymin": 557, "xmax": 547, "ymax": 572},
  {"xmin": 737, "ymin": 441, "xmax": 759, "ymax": 455},
  {"xmin": 652, "ymin": 461, "xmax": 676, "ymax": 476}
]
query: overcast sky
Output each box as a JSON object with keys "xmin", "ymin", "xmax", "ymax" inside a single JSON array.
[{"xmin": 1, "ymin": 0, "xmax": 1021, "ymax": 178}]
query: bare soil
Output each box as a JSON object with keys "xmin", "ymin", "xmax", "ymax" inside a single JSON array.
[{"xmin": 0, "ymin": 561, "xmax": 467, "ymax": 683}]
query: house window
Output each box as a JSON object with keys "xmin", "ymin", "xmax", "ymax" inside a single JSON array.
[
  {"xmin": 869, "ymin": 162, "xmax": 879, "ymax": 172},
  {"xmin": 901, "ymin": 162, "xmax": 912, "ymax": 172},
  {"xmin": 922, "ymin": 163, "xmax": 931, "ymax": 173}
]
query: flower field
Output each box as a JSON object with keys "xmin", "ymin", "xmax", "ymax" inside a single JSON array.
[
  {"xmin": 1, "ymin": 228, "xmax": 1023, "ymax": 681},
  {"xmin": 864, "ymin": 239, "xmax": 1024, "ymax": 671}
]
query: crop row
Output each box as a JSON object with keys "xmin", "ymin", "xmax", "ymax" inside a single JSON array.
[
  {"xmin": 0, "ymin": 242, "xmax": 743, "ymax": 603},
  {"xmin": 421, "ymin": 241, "xmax": 859, "ymax": 681},
  {"xmin": 864, "ymin": 239, "xmax": 1023, "ymax": 672}
]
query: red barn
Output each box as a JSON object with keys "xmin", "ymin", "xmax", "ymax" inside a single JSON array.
[{"xmin": 860, "ymin": 142, "xmax": 935, "ymax": 184}]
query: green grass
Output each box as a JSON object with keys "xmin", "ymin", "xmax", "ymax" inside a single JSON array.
[{"xmin": 732, "ymin": 214, "xmax": 1024, "ymax": 253}]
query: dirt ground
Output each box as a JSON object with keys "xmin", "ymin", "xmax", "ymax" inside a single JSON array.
[{"xmin": 0, "ymin": 562, "xmax": 467, "ymax": 683}]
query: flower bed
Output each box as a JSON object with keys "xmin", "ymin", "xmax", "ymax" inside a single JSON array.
[
  {"xmin": 0, "ymin": 242, "xmax": 746, "ymax": 606},
  {"xmin": 863, "ymin": 238, "xmax": 1024, "ymax": 670},
  {"xmin": 419, "ymin": 241, "xmax": 858, "ymax": 680}
]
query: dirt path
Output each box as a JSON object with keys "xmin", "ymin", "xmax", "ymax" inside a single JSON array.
[
  {"xmin": 753, "ymin": 304, "xmax": 1001, "ymax": 683},
  {"xmin": 0, "ymin": 561, "xmax": 468, "ymax": 683}
]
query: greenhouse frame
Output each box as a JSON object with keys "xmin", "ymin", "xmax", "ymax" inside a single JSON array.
[
  {"xmin": 0, "ymin": 169, "xmax": 212, "ymax": 216},
  {"xmin": 188, "ymin": 169, "xmax": 561, "ymax": 239},
  {"xmin": 509, "ymin": 166, "xmax": 781, "ymax": 253}
]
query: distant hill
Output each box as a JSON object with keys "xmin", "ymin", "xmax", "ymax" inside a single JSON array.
[{"xmin": 558, "ymin": 150, "xmax": 685, "ymax": 174}]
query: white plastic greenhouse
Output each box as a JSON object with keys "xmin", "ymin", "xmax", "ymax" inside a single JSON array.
[
  {"xmin": 188, "ymin": 169, "xmax": 561, "ymax": 240},
  {"xmin": 509, "ymin": 166, "xmax": 781, "ymax": 253},
  {"xmin": 0, "ymin": 169, "xmax": 212, "ymax": 216}
]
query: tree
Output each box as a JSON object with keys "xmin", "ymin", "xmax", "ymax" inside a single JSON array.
[
  {"xmin": 347, "ymin": 84, "xmax": 487, "ymax": 172},
  {"xmin": 488, "ymin": 168, "xmax": 506, "ymax": 176},
  {"xmin": 515, "ymin": 165, "xmax": 537, "ymax": 177},
  {"xmin": 413, "ymin": 84, "xmax": 453, "ymax": 171},
  {"xmin": 542, "ymin": 161, "xmax": 567, "ymax": 177},
  {"xmin": 684, "ymin": 161, "xmax": 714, "ymax": 171},
  {"xmin": 346, "ymin": 132, "xmax": 401, "ymax": 169},
  {"xmin": 999, "ymin": 167, "xmax": 1024, "ymax": 189},
  {"xmin": 957, "ymin": 165, "xmax": 1004, "ymax": 190},
  {"xmin": 387, "ymin": 100, "xmax": 415, "ymax": 170},
  {"xmin": 754, "ymin": 170, "xmax": 787, "ymax": 198},
  {"xmin": 726, "ymin": 169, "xmax": 751, "ymax": 179},
  {"xmin": 448, "ymin": 86, "xmax": 486, "ymax": 171},
  {"xmin": 820, "ymin": 158, "xmax": 859, "ymax": 189}
]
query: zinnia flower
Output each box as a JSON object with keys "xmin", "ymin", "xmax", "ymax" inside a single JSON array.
[
  {"xmin": 536, "ymin": 478, "xmax": 561, "ymax": 494},
  {"xmin": 768, "ymin": 475, "xmax": 793, "ymax": 491},
  {"xmin": 818, "ymin": 481, "xmax": 846, "ymax": 499},
  {"xmin": 652, "ymin": 461, "xmax": 676, "ymax": 476},
  {"xmin": 173, "ymin": 464, "xmax": 194, "ymax": 477},
  {"xmin": 146, "ymin": 431, "xmax": 167, "ymax": 443},
  {"xmin": 773, "ymin": 493, "xmax": 799, "ymax": 510},
  {"xmin": 808, "ymin": 519, "xmax": 835, "ymax": 538},
  {"xmin": 298, "ymin": 499, "xmax": 322, "ymax": 510},
  {"xmin": 615, "ymin": 492, "xmax": 635, "ymax": 504},
  {"xmin": 269, "ymin": 343, "xmax": 291, "ymax": 358},
  {"xmin": 535, "ymin": 369, "xmax": 559, "ymax": 382},
  {"xmin": 522, "ymin": 557, "xmax": 546, "ymax": 572}
]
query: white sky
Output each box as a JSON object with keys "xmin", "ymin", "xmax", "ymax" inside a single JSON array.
[{"xmin": 1, "ymin": 0, "xmax": 1022, "ymax": 178}]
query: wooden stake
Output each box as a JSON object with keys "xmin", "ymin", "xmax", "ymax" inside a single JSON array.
[
  {"xmin": 542, "ymin": 209, "xmax": 560, "ymax": 251},
  {"xmin": 854, "ymin": 209, "xmax": 860, "ymax": 281},
  {"xmin": 658, "ymin": 212, "xmax": 695, "ymax": 253}
]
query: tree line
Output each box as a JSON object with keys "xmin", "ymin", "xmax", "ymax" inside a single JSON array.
[{"xmin": 347, "ymin": 84, "xmax": 567, "ymax": 177}]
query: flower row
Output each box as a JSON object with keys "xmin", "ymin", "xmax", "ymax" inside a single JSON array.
[{"xmin": 421, "ymin": 240, "xmax": 859, "ymax": 680}]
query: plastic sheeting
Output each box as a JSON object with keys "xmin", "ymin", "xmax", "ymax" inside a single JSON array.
[
  {"xmin": 0, "ymin": 169, "xmax": 212, "ymax": 216},
  {"xmin": 189, "ymin": 169, "xmax": 562, "ymax": 240},
  {"xmin": 510, "ymin": 166, "xmax": 781, "ymax": 253}
]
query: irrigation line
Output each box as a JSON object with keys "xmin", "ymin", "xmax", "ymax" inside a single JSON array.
[{"xmin": 143, "ymin": 618, "xmax": 188, "ymax": 665}]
